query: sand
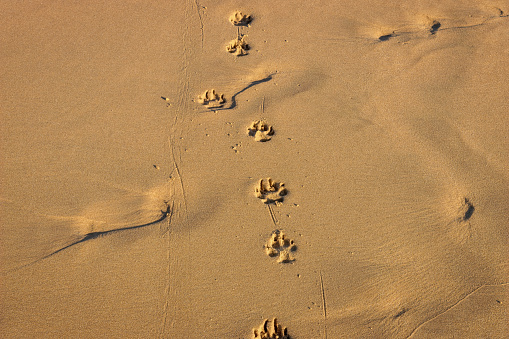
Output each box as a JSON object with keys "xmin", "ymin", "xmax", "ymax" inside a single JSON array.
[{"xmin": 1, "ymin": 1, "xmax": 508, "ymax": 338}]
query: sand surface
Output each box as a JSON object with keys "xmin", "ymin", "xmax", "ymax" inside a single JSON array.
[{"xmin": 1, "ymin": 1, "xmax": 508, "ymax": 338}]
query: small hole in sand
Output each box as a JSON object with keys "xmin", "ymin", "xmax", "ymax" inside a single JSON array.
[{"xmin": 430, "ymin": 21, "xmax": 441, "ymax": 34}]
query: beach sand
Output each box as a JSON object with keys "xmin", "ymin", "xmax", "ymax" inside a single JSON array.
[{"xmin": 1, "ymin": 1, "xmax": 508, "ymax": 338}]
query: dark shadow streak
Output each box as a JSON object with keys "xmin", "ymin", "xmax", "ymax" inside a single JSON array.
[
  {"xmin": 393, "ymin": 308, "xmax": 408, "ymax": 319},
  {"xmin": 378, "ymin": 33, "xmax": 396, "ymax": 41},
  {"xmin": 212, "ymin": 73, "xmax": 276, "ymax": 112},
  {"xmin": 463, "ymin": 198, "xmax": 475, "ymax": 221},
  {"xmin": 4, "ymin": 204, "xmax": 172, "ymax": 274},
  {"xmin": 430, "ymin": 21, "xmax": 441, "ymax": 34}
]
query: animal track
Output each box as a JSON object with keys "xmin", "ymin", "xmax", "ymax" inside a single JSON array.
[
  {"xmin": 253, "ymin": 318, "xmax": 290, "ymax": 339},
  {"xmin": 226, "ymin": 35, "xmax": 249, "ymax": 56},
  {"xmin": 265, "ymin": 230, "xmax": 296, "ymax": 263},
  {"xmin": 255, "ymin": 178, "xmax": 287, "ymax": 205},
  {"xmin": 230, "ymin": 11, "xmax": 252, "ymax": 26},
  {"xmin": 248, "ymin": 120, "xmax": 274, "ymax": 142},
  {"xmin": 197, "ymin": 89, "xmax": 226, "ymax": 108}
]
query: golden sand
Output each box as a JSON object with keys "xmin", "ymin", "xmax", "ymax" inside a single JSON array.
[{"xmin": 1, "ymin": 1, "xmax": 508, "ymax": 338}]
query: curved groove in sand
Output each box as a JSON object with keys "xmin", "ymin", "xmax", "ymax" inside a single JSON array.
[
  {"xmin": 2, "ymin": 202, "xmax": 172, "ymax": 275},
  {"xmin": 213, "ymin": 73, "xmax": 276, "ymax": 111},
  {"xmin": 407, "ymin": 282, "xmax": 509, "ymax": 338}
]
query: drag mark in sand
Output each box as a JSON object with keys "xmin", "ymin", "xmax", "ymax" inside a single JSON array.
[
  {"xmin": 169, "ymin": 139, "xmax": 188, "ymax": 217},
  {"xmin": 159, "ymin": 3, "xmax": 202, "ymax": 337},
  {"xmin": 214, "ymin": 73, "xmax": 276, "ymax": 111},
  {"xmin": 267, "ymin": 204, "xmax": 279, "ymax": 226},
  {"xmin": 406, "ymin": 282, "xmax": 509, "ymax": 338},
  {"xmin": 159, "ymin": 200, "xmax": 176, "ymax": 339},
  {"xmin": 193, "ymin": 0, "xmax": 204, "ymax": 49},
  {"xmin": 4, "ymin": 204, "xmax": 172, "ymax": 274},
  {"xmin": 319, "ymin": 271, "xmax": 328, "ymax": 339}
]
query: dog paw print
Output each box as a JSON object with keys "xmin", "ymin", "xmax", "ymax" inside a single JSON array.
[
  {"xmin": 265, "ymin": 230, "xmax": 296, "ymax": 263},
  {"xmin": 255, "ymin": 178, "xmax": 287, "ymax": 205},
  {"xmin": 248, "ymin": 120, "xmax": 274, "ymax": 142},
  {"xmin": 197, "ymin": 89, "xmax": 226, "ymax": 108},
  {"xmin": 229, "ymin": 11, "xmax": 252, "ymax": 26},
  {"xmin": 226, "ymin": 35, "xmax": 249, "ymax": 56},
  {"xmin": 253, "ymin": 318, "xmax": 290, "ymax": 339}
]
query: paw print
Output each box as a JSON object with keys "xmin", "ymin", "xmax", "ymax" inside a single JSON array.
[
  {"xmin": 265, "ymin": 230, "xmax": 296, "ymax": 263},
  {"xmin": 253, "ymin": 318, "xmax": 290, "ymax": 339},
  {"xmin": 226, "ymin": 35, "xmax": 249, "ymax": 56},
  {"xmin": 197, "ymin": 89, "xmax": 226, "ymax": 108},
  {"xmin": 255, "ymin": 178, "xmax": 287, "ymax": 205},
  {"xmin": 229, "ymin": 11, "xmax": 252, "ymax": 26},
  {"xmin": 248, "ymin": 120, "xmax": 274, "ymax": 142}
]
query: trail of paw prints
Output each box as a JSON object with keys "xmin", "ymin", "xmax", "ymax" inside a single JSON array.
[
  {"xmin": 253, "ymin": 318, "xmax": 290, "ymax": 339},
  {"xmin": 255, "ymin": 178, "xmax": 287, "ymax": 205},
  {"xmin": 197, "ymin": 89, "xmax": 226, "ymax": 109},
  {"xmin": 226, "ymin": 11, "xmax": 253, "ymax": 56},
  {"xmin": 265, "ymin": 230, "xmax": 296, "ymax": 263},
  {"xmin": 248, "ymin": 120, "xmax": 274, "ymax": 142}
]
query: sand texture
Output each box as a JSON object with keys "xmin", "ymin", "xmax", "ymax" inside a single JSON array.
[{"xmin": 1, "ymin": 1, "xmax": 508, "ymax": 338}]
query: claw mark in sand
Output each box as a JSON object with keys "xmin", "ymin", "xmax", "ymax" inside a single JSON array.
[{"xmin": 267, "ymin": 204, "xmax": 279, "ymax": 226}]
